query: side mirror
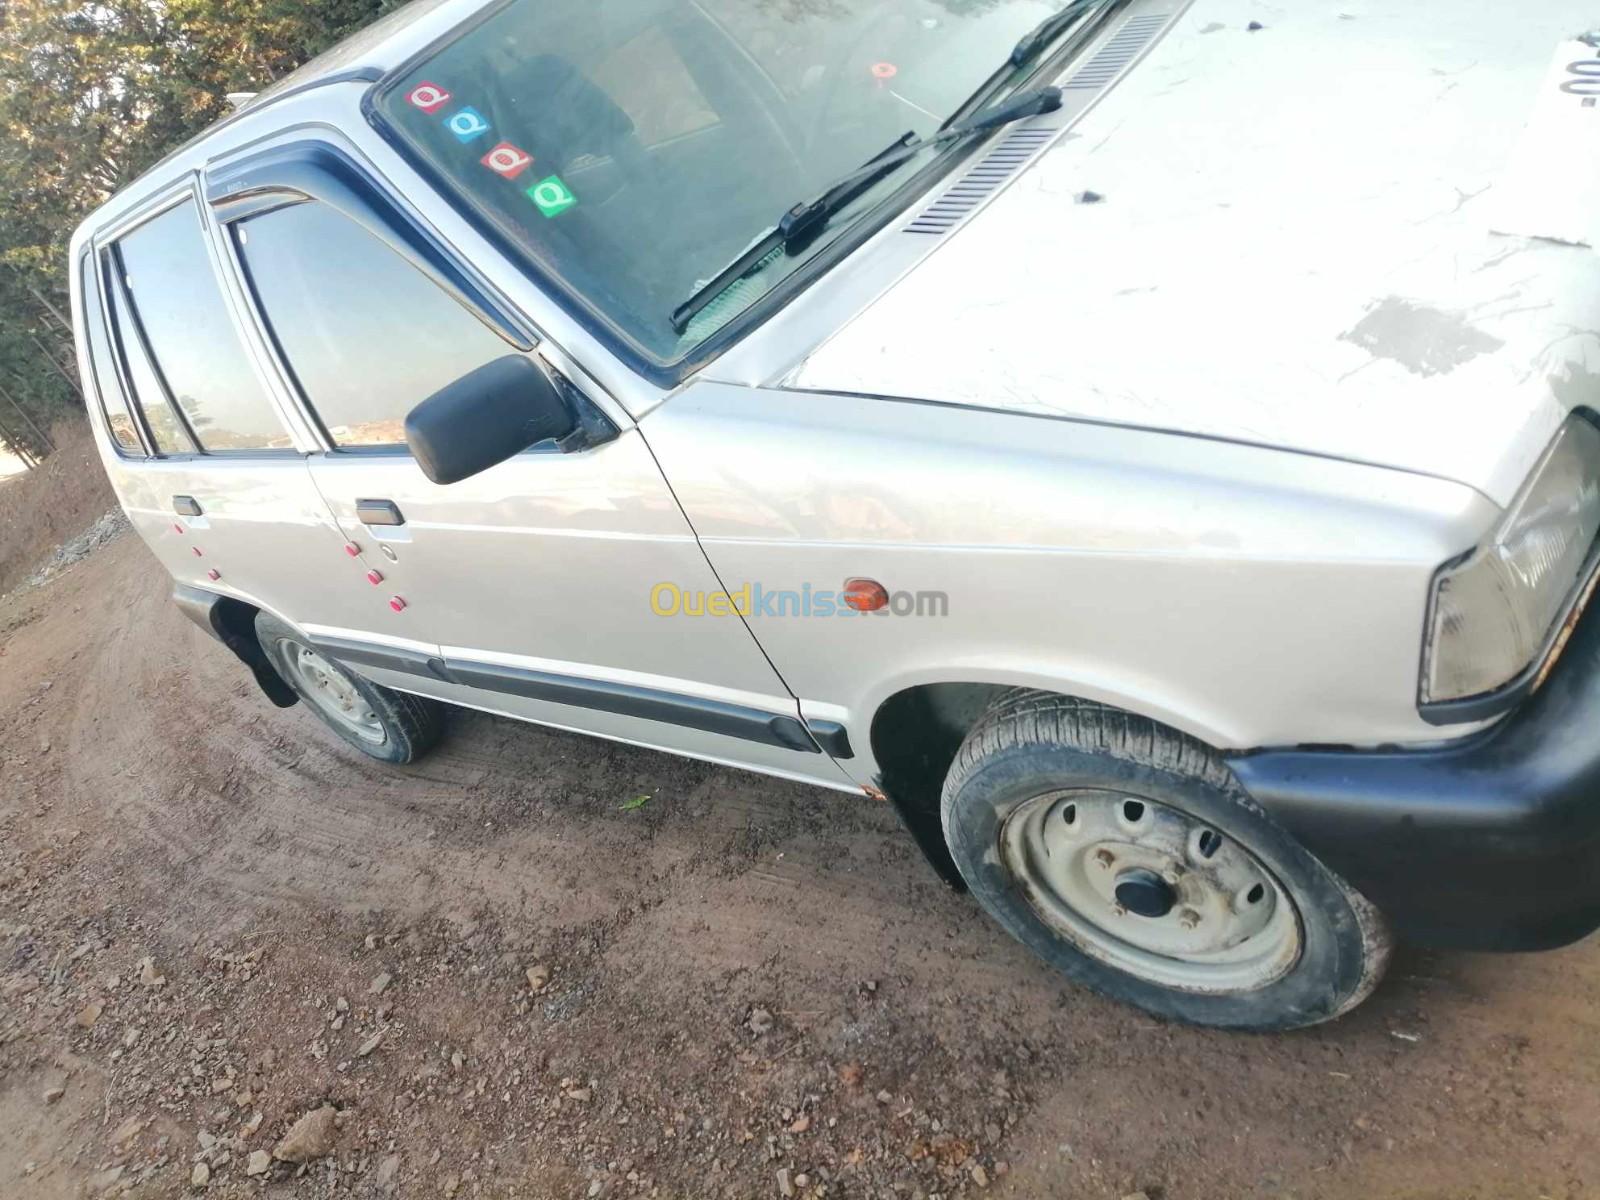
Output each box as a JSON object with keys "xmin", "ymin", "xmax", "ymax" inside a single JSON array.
[{"xmin": 405, "ymin": 355, "xmax": 579, "ymax": 485}]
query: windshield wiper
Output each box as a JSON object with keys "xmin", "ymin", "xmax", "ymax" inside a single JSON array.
[
  {"xmin": 1010, "ymin": 0, "xmax": 1116, "ymax": 70},
  {"xmin": 669, "ymin": 85, "xmax": 1062, "ymax": 335},
  {"xmin": 938, "ymin": 0, "xmax": 1121, "ymax": 133}
]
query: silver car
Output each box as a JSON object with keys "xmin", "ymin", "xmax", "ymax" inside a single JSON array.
[{"xmin": 71, "ymin": 0, "xmax": 1600, "ymax": 1029}]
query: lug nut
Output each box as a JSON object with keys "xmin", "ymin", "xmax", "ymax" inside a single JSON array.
[
  {"xmin": 1094, "ymin": 848, "xmax": 1116, "ymax": 870},
  {"xmin": 1178, "ymin": 908, "xmax": 1201, "ymax": 929}
]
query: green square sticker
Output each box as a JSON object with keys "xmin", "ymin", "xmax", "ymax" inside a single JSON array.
[{"xmin": 527, "ymin": 174, "xmax": 577, "ymax": 218}]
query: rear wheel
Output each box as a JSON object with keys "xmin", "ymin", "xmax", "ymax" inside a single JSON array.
[
  {"xmin": 941, "ymin": 691, "xmax": 1391, "ymax": 1030},
  {"xmin": 255, "ymin": 611, "xmax": 444, "ymax": 765}
]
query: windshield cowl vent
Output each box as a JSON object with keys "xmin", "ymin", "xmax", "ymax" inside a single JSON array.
[
  {"xmin": 903, "ymin": 9, "xmax": 1173, "ymax": 237},
  {"xmin": 1061, "ymin": 12, "xmax": 1171, "ymax": 91},
  {"xmin": 904, "ymin": 126, "xmax": 1058, "ymax": 235}
]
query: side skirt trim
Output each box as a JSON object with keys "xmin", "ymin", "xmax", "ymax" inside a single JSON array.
[{"xmin": 312, "ymin": 635, "xmax": 821, "ymax": 755}]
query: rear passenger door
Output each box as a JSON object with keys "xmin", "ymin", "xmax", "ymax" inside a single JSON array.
[{"xmin": 84, "ymin": 185, "xmax": 383, "ymax": 645}]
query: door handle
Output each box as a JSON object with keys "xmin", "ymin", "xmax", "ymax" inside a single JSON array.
[
  {"xmin": 173, "ymin": 495, "xmax": 203, "ymax": 517},
  {"xmin": 356, "ymin": 498, "xmax": 405, "ymax": 527}
]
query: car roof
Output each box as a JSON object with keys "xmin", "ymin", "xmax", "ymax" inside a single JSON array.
[{"xmin": 72, "ymin": 0, "xmax": 491, "ymax": 251}]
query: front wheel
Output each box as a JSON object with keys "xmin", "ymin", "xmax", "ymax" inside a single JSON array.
[
  {"xmin": 941, "ymin": 691, "xmax": 1391, "ymax": 1031},
  {"xmin": 255, "ymin": 611, "xmax": 445, "ymax": 765}
]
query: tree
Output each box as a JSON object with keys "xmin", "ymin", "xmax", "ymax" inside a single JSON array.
[{"xmin": 0, "ymin": 0, "xmax": 399, "ymax": 462}]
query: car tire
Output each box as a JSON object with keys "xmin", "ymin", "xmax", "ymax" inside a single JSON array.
[
  {"xmin": 941, "ymin": 690, "xmax": 1391, "ymax": 1031},
  {"xmin": 254, "ymin": 611, "xmax": 445, "ymax": 765}
]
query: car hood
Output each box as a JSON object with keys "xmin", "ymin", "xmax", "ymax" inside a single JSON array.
[{"xmin": 788, "ymin": 1, "xmax": 1600, "ymax": 507}]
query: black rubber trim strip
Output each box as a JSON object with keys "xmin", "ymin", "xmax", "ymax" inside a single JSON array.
[
  {"xmin": 309, "ymin": 635, "xmax": 445, "ymax": 680},
  {"xmin": 308, "ymin": 636, "xmax": 819, "ymax": 753},
  {"xmin": 445, "ymin": 659, "xmax": 821, "ymax": 753},
  {"xmin": 806, "ymin": 719, "xmax": 853, "ymax": 759}
]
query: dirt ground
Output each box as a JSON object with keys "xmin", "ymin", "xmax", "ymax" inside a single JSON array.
[
  {"xmin": 0, "ymin": 424, "xmax": 115, "ymax": 596},
  {"xmin": 3, "ymin": 521, "xmax": 1600, "ymax": 1199}
]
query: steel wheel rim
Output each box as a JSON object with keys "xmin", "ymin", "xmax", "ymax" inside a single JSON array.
[
  {"xmin": 279, "ymin": 639, "xmax": 387, "ymax": 746},
  {"xmin": 1000, "ymin": 789, "xmax": 1302, "ymax": 994}
]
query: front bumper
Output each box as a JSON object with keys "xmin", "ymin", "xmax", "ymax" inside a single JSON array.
[{"xmin": 1227, "ymin": 594, "xmax": 1600, "ymax": 953}]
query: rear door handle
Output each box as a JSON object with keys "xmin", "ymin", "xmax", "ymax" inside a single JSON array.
[
  {"xmin": 356, "ymin": 498, "xmax": 405, "ymax": 527},
  {"xmin": 173, "ymin": 495, "xmax": 203, "ymax": 517}
]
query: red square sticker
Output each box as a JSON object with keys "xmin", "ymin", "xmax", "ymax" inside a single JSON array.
[
  {"xmin": 406, "ymin": 81, "xmax": 452, "ymax": 113},
  {"xmin": 481, "ymin": 141, "xmax": 534, "ymax": 179}
]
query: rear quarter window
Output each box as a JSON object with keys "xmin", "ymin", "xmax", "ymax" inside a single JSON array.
[
  {"xmin": 77, "ymin": 252, "xmax": 143, "ymax": 456},
  {"xmin": 112, "ymin": 198, "xmax": 291, "ymax": 454}
]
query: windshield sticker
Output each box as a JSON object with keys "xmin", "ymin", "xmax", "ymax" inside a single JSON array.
[
  {"xmin": 527, "ymin": 174, "xmax": 578, "ymax": 218},
  {"xmin": 481, "ymin": 141, "xmax": 534, "ymax": 179},
  {"xmin": 406, "ymin": 82, "xmax": 452, "ymax": 113},
  {"xmin": 445, "ymin": 106, "xmax": 491, "ymax": 142}
]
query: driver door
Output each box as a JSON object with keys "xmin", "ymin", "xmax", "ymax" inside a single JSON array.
[{"xmin": 211, "ymin": 145, "xmax": 849, "ymax": 789}]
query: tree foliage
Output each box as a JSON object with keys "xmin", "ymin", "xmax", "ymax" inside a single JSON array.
[{"xmin": 0, "ymin": 0, "xmax": 398, "ymax": 461}]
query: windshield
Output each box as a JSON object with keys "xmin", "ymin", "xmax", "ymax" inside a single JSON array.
[{"xmin": 374, "ymin": 0, "xmax": 1082, "ymax": 364}]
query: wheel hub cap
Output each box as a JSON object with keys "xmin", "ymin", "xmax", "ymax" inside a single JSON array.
[
  {"xmin": 1113, "ymin": 867, "xmax": 1175, "ymax": 919},
  {"xmin": 278, "ymin": 639, "xmax": 388, "ymax": 746},
  {"xmin": 999, "ymin": 789, "xmax": 1303, "ymax": 994}
]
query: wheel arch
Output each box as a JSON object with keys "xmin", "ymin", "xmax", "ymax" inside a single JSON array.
[
  {"xmin": 171, "ymin": 584, "xmax": 299, "ymax": 707},
  {"xmin": 867, "ymin": 679, "xmax": 1240, "ymax": 891}
]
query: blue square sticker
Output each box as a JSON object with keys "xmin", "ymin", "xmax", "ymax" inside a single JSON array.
[{"xmin": 444, "ymin": 106, "xmax": 491, "ymax": 142}]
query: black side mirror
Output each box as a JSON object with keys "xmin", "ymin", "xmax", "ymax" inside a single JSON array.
[{"xmin": 405, "ymin": 355, "xmax": 579, "ymax": 484}]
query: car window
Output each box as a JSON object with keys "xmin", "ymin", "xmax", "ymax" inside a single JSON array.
[
  {"xmin": 234, "ymin": 199, "xmax": 513, "ymax": 449},
  {"xmin": 78, "ymin": 253, "xmax": 143, "ymax": 456},
  {"xmin": 104, "ymin": 254, "xmax": 194, "ymax": 456},
  {"xmin": 114, "ymin": 199, "xmax": 291, "ymax": 453},
  {"xmin": 372, "ymin": 0, "xmax": 1073, "ymax": 362}
]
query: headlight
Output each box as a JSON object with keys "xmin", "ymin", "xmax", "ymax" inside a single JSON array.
[{"xmin": 1423, "ymin": 414, "xmax": 1600, "ymax": 707}]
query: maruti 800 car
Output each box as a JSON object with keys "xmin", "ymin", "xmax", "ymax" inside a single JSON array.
[{"xmin": 70, "ymin": 0, "xmax": 1600, "ymax": 1029}]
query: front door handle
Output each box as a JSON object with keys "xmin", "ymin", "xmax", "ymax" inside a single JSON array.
[
  {"xmin": 173, "ymin": 495, "xmax": 203, "ymax": 517},
  {"xmin": 356, "ymin": 499, "xmax": 405, "ymax": 527}
]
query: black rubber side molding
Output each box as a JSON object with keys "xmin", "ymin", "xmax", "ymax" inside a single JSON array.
[
  {"xmin": 308, "ymin": 635, "xmax": 447, "ymax": 681},
  {"xmin": 311, "ymin": 635, "xmax": 820, "ymax": 754},
  {"xmin": 446, "ymin": 660, "xmax": 821, "ymax": 753},
  {"xmin": 807, "ymin": 719, "xmax": 853, "ymax": 759}
]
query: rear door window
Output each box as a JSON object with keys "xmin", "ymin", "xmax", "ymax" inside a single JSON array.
[
  {"xmin": 232, "ymin": 199, "xmax": 512, "ymax": 449},
  {"xmin": 104, "ymin": 259, "xmax": 193, "ymax": 456},
  {"xmin": 112, "ymin": 199, "xmax": 290, "ymax": 453},
  {"xmin": 78, "ymin": 253, "xmax": 143, "ymax": 456}
]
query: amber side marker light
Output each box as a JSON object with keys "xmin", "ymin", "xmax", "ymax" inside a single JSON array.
[{"xmin": 843, "ymin": 578, "xmax": 889, "ymax": 612}]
